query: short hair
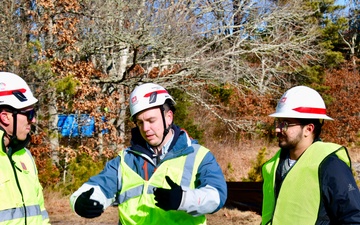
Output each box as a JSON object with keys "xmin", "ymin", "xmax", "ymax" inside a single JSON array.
[
  {"xmin": 132, "ymin": 100, "xmax": 176, "ymax": 123},
  {"xmin": 299, "ymin": 118, "xmax": 323, "ymax": 140},
  {"xmin": 163, "ymin": 99, "xmax": 176, "ymax": 114}
]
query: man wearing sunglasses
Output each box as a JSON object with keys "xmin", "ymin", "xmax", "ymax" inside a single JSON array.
[
  {"xmin": 0, "ymin": 72, "xmax": 50, "ymax": 224},
  {"xmin": 261, "ymin": 86, "xmax": 360, "ymax": 225}
]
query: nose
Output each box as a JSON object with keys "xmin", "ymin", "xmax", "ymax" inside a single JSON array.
[
  {"xmin": 141, "ymin": 121, "xmax": 150, "ymax": 131},
  {"xmin": 275, "ymin": 127, "xmax": 282, "ymax": 133}
]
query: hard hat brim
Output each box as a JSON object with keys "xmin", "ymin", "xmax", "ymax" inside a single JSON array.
[{"xmin": 268, "ymin": 112, "xmax": 333, "ymax": 120}]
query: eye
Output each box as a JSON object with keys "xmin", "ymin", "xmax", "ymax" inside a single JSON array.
[
  {"xmin": 149, "ymin": 118, "xmax": 157, "ymax": 124},
  {"xmin": 136, "ymin": 120, "xmax": 143, "ymax": 127}
]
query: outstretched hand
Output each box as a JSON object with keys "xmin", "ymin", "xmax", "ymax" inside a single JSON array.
[
  {"xmin": 74, "ymin": 187, "xmax": 104, "ymax": 218},
  {"xmin": 154, "ymin": 176, "xmax": 183, "ymax": 211}
]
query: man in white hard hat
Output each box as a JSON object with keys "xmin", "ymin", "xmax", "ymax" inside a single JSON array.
[
  {"xmin": 261, "ymin": 86, "xmax": 360, "ymax": 224},
  {"xmin": 0, "ymin": 72, "xmax": 50, "ymax": 224},
  {"xmin": 70, "ymin": 83, "xmax": 227, "ymax": 225}
]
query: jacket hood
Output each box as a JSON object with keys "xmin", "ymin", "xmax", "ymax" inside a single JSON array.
[{"xmin": 0, "ymin": 127, "xmax": 31, "ymax": 155}]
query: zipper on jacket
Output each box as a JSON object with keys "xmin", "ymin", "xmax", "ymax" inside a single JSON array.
[{"xmin": 8, "ymin": 150, "xmax": 27, "ymax": 225}]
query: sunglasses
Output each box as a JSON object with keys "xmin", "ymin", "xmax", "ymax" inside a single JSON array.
[
  {"xmin": 17, "ymin": 109, "xmax": 36, "ymax": 121},
  {"xmin": 274, "ymin": 120, "xmax": 302, "ymax": 132}
]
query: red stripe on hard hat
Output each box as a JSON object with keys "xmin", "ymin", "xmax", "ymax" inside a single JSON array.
[
  {"xmin": 293, "ymin": 107, "xmax": 326, "ymax": 114},
  {"xmin": 0, "ymin": 88, "xmax": 26, "ymax": 96},
  {"xmin": 144, "ymin": 90, "xmax": 168, "ymax": 97}
]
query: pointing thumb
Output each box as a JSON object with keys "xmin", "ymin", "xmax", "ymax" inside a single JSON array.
[
  {"xmin": 165, "ymin": 176, "xmax": 178, "ymax": 188},
  {"xmin": 83, "ymin": 187, "xmax": 95, "ymax": 198}
]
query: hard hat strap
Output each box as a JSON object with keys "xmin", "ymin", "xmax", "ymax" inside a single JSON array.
[
  {"xmin": 8, "ymin": 111, "xmax": 18, "ymax": 153},
  {"xmin": 158, "ymin": 105, "xmax": 171, "ymax": 148}
]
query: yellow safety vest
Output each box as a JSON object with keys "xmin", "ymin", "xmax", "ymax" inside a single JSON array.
[
  {"xmin": 118, "ymin": 144, "xmax": 208, "ymax": 225},
  {"xmin": 0, "ymin": 131, "xmax": 50, "ymax": 225},
  {"xmin": 262, "ymin": 142, "xmax": 350, "ymax": 225}
]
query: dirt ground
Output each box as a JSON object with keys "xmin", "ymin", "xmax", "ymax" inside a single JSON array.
[
  {"xmin": 44, "ymin": 143, "xmax": 360, "ymax": 225},
  {"xmin": 44, "ymin": 141, "xmax": 268, "ymax": 225},
  {"xmin": 45, "ymin": 190, "xmax": 261, "ymax": 225}
]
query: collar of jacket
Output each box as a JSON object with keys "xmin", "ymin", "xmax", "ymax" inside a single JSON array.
[
  {"xmin": 130, "ymin": 124, "xmax": 193, "ymax": 158},
  {"xmin": 0, "ymin": 127, "xmax": 30, "ymax": 155}
]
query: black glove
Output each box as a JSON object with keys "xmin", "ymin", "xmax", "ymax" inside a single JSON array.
[
  {"xmin": 74, "ymin": 187, "xmax": 103, "ymax": 218},
  {"xmin": 154, "ymin": 176, "xmax": 183, "ymax": 211}
]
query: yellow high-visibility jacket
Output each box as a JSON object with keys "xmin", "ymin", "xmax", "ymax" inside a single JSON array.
[
  {"xmin": 0, "ymin": 129, "xmax": 50, "ymax": 225},
  {"xmin": 117, "ymin": 144, "xmax": 207, "ymax": 225}
]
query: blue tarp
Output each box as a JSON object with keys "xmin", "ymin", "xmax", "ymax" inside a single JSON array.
[{"xmin": 58, "ymin": 114, "xmax": 99, "ymax": 137}]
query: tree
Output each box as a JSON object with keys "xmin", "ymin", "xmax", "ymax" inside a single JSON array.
[
  {"xmin": 67, "ymin": 0, "xmax": 328, "ymax": 132},
  {"xmin": 2, "ymin": 0, "xmax": 355, "ymax": 186},
  {"xmin": 0, "ymin": 0, "xmax": 334, "ymax": 149},
  {"xmin": 339, "ymin": 0, "xmax": 360, "ymax": 67},
  {"xmin": 0, "ymin": 0, "xmax": 35, "ymax": 74}
]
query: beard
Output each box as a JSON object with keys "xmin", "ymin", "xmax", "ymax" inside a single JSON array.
[{"xmin": 278, "ymin": 131, "xmax": 302, "ymax": 151}]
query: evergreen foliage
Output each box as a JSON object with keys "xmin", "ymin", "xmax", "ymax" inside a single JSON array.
[
  {"xmin": 53, "ymin": 75, "xmax": 80, "ymax": 96},
  {"xmin": 37, "ymin": 158, "xmax": 60, "ymax": 188},
  {"xmin": 226, "ymin": 162, "xmax": 236, "ymax": 182},
  {"xmin": 54, "ymin": 154, "xmax": 106, "ymax": 195},
  {"xmin": 170, "ymin": 89, "xmax": 204, "ymax": 143},
  {"xmin": 293, "ymin": 0, "xmax": 347, "ymax": 79},
  {"xmin": 207, "ymin": 84, "xmax": 233, "ymax": 106},
  {"xmin": 242, "ymin": 147, "xmax": 267, "ymax": 182}
]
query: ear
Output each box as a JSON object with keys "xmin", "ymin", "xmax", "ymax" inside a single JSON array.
[
  {"xmin": 303, "ymin": 123, "xmax": 315, "ymax": 137},
  {"xmin": 0, "ymin": 111, "xmax": 11, "ymax": 126},
  {"xmin": 165, "ymin": 110, "xmax": 173, "ymax": 127}
]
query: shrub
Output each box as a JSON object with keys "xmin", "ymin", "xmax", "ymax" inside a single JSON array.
[
  {"xmin": 243, "ymin": 147, "xmax": 267, "ymax": 182},
  {"xmin": 38, "ymin": 157, "xmax": 60, "ymax": 188},
  {"xmin": 53, "ymin": 153, "xmax": 107, "ymax": 195},
  {"xmin": 170, "ymin": 88, "xmax": 204, "ymax": 142}
]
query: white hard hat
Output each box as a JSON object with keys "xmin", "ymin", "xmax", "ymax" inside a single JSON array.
[
  {"xmin": 129, "ymin": 83, "xmax": 176, "ymax": 118},
  {"xmin": 0, "ymin": 72, "xmax": 38, "ymax": 109},
  {"xmin": 269, "ymin": 86, "xmax": 333, "ymax": 120}
]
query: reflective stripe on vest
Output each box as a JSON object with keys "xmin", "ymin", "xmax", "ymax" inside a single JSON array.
[
  {"xmin": 0, "ymin": 204, "xmax": 42, "ymax": 222},
  {"xmin": 42, "ymin": 209, "xmax": 49, "ymax": 220},
  {"xmin": 261, "ymin": 142, "xmax": 350, "ymax": 225},
  {"xmin": 117, "ymin": 144, "xmax": 208, "ymax": 225},
  {"xmin": 119, "ymin": 145, "xmax": 201, "ymax": 203},
  {"xmin": 25, "ymin": 148, "xmax": 38, "ymax": 174},
  {"xmin": 0, "ymin": 130, "xmax": 48, "ymax": 224}
]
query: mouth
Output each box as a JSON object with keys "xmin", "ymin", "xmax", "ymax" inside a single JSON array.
[
  {"xmin": 146, "ymin": 134, "xmax": 155, "ymax": 140},
  {"xmin": 277, "ymin": 134, "xmax": 286, "ymax": 142}
]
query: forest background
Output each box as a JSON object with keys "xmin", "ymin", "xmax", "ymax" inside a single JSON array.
[{"xmin": 1, "ymin": 0, "xmax": 359, "ymax": 224}]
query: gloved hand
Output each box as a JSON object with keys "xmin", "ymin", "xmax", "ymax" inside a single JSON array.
[
  {"xmin": 74, "ymin": 187, "xmax": 103, "ymax": 218},
  {"xmin": 154, "ymin": 176, "xmax": 183, "ymax": 211}
]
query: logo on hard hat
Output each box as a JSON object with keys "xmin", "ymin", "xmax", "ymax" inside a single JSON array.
[
  {"xmin": 12, "ymin": 90, "xmax": 28, "ymax": 102},
  {"xmin": 0, "ymin": 83, "xmax": 6, "ymax": 91},
  {"xmin": 149, "ymin": 92, "xmax": 157, "ymax": 104},
  {"xmin": 131, "ymin": 96, "xmax": 138, "ymax": 104}
]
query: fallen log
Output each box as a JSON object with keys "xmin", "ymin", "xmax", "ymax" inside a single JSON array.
[{"xmin": 225, "ymin": 182, "xmax": 263, "ymax": 215}]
